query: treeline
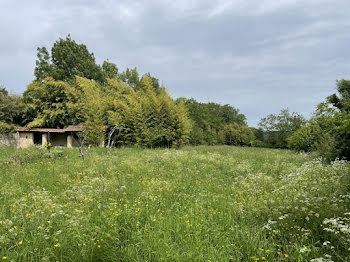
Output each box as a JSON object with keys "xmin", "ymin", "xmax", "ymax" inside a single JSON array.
[
  {"xmin": 288, "ymin": 79, "xmax": 350, "ymax": 161},
  {"xmin": 0, "ymin": 87, "xmax": 25, "ymax": 133},
  {"xmin": 0, "ymin": 35, "xmax": 253, "ymax": 148},
  {"xmin": 255, "ymin": 80, "xmax": 350, "ymax": 161},
  {"xmin": 181, "ymin": 98, "xmax": 254, "ymax": 146},
  {"xmin": 2, "ymin": 35, "xmax": 348, "ymax": 158}
]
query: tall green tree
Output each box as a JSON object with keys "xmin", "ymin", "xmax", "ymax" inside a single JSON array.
[
  {"xmin": 183, "ymin": 98, "xmax": 247, "ymax": 145},
  {"xmin": 141, "ymin": 73, "xmax": 160, "ymax": 92},
  {"xmin": 0, "ymin": 85, "xmax": 27, "ymax": 133},
  {"xmin": 34, "ymin": 35, "xmax": 105, "ymax": 83},
  {"xmin": 1, "ymin": 85, "xmax": 27, "ymax": 121},
  {"xmin": 218, "ymin": 123, "xmax": 255, "ymax": 146},
  {"xmin": 74, "ymin": 77, "xmax": 106, "ymax": 146},
  {"xmin": 24, "ymin": 78, "xmax": 72, "ymax": 128},
  {"xmin": 105, "ymin": 75, "xmax": 191, "ymax": 147},
  {"xmin": 102, "ymin": 60, "xmax": 118, "ymax": 79},
  {"xmin": 258, "ymin": 108, "xmax": 306, "ymax": 148},
  {"xmin": 34, "ymin": 47, "xmax": 53, "ymax": 81},
  {"xmin": 327, "ymin": 79, "xmax": 350, "ymax": 112},
  {"xmin": 119, "ymin": 67, "xmax": 140, "ymax": 89}
]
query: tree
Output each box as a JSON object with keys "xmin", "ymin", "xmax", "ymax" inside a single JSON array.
[
  {"xmin": 327, "ymin": 79, "xmax": 350, "ymax": 112},
  {"xmin": 183, "ymin": 98, "xmax": 247, "ymax": 145},
  {"xmin": 104, "ymin": 75, "xmax": 191, "ymax": 148},
  {"xmin": 21, "ymin": 35, "xmax": 196, "ymax": 148},
  {"xmin": 287, "ymin": 123, "xmax": 321, "ymax": 152},
  {"xmin": 0, "ymin": 121, "xmax": 15, "ymax": 134},
  {"xmin": 34, "ymin": 35, "xmax": 105, "ymax": 83},
  {"xmin": 218, "ymin": 123, "xmax": 255, "ymax": 146},
  {"xmin": 119, "ymin": 67, "xmax": 140, "ymax": 89},
  {"xmin": 0, "ymin": 84, "xmax": 28, "ymax": 131},
  {"xmin": 258, "ymin": 108, "xmax": 306, "ymax": 148},
  {"xmin": 325, "ymin": 79, "xmax": 350, "ymax": 158},
  {"xmin": 221, "ymin": 104, "xmax": 246, "ymax": 125},
  {"xmin": 74, "ymin": 77, "xmax": 106, "ymax": 146},
  {"xmin": 141, "ymin": 73, "xmax": 160, "ymax": 92},
  {"xmin": 24, "ymin": 78, "xmax": 72, "ymax": 128},
  {"xmin": 34, "ymin": 47, "xmax": 53, "ymax": 82},
  {"xmin": 310, "ymin": 80, "xmax": 350, "ymax": 159},
  {"xmin": 102, "ymin": 60, "xmax": 118, "ymax": 79}
]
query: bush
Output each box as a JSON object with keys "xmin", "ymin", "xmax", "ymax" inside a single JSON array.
[
  {"xmin": 251, "ymin": 139, "xmax": 268, "ymax": 148},
  {"xmin": 287, "ymin": 125, "xmax": 317, "ymax": 152},
  {"xmin": 0, "ymin": 121, "xmax": 15, "ymax": 134},
  {"xmin": 288, "ymin": 124, "xmax": 339, "ymax": 163},
  {"xmin": 311, "ymin": 132, "xmax": 339, "ymax": 163},
  {"xmin": 218, "ymin": 123, "xmax": 255, "ymax": 146}
]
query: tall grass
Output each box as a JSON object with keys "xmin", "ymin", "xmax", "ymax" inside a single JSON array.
[{"xmin": 0, "ymin": 146, "xmax": 349, "ymax": 261}]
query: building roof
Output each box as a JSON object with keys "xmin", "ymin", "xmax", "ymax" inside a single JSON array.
[
  {"xmin": 16, "ymin": 125, "xmax": 85, "ymax": 133},
  {"xmin": 64, "ymin": 125, "xmax": 85, "ymax": 132}
]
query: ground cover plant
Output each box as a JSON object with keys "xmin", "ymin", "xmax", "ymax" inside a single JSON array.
[{"xmin": 0, "ymin": 146, "xmax": 349, "ymax": 261}]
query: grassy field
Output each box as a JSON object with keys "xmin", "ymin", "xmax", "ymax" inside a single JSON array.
[{"xmin": 0, "ymin": 146, "xmax": 349, "ymax": 261}]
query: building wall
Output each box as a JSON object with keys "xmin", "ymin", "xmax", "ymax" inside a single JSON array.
[
  {"xmin": 5, "ymin": 131, "xmax": 96, "ymax": 148},
  {"xmin": 0, "ymin": 133, "xmax": 19, "ymax": 147},
  {"xmin": 18, "ymin": 132, "xmax": 34, "ymax": 148}
]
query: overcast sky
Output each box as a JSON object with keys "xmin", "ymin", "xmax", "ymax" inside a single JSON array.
[{"xmin": 0, "ymin": 0, "xmax": 349, "ymax": 126}]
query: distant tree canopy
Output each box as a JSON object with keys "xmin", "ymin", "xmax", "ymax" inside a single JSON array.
[
  {"xmin": 2, "ymin": 35, "xmax": 250, "ymax": 148},
  {"xmin": 26, "ymin": 34, "xmax": 350, "ymax": 156},
  {"xmin": 218, "ymin": 123, "xmax": 255, "ymax": 146},
  {"xmin": 35, "ymin": 35, "xmax": 106, "ymax": 83},
  {"xmin": 0, "ymin": 84, "xmax": 27, "ymax": 133},
  {"xmin": 182, "ymin": 98, "xmax": 249, "ymax": 145},
  {"xmin": 288, "ymin": 79, "xmax": 350, "ymax": 161},
  {"xmin": 327, "ymin": 79, "xmax": 350, "ymax": 112},
  {"xmin": 6, "ymin": 33, "xmax": 350, "ymax": 157},
  {"xmin": 34, "ymin": 35, "xmax": 161, "ymax": 89},
  {"xmin": 258, "ymin": 108, "xmax": 306, "ymax": 148},
  {"xmin": 21, "ymin": 75, "xmax": 191, "ymax": 147},
  {"xmin": 102, "ymin": 60, "xmax": 119, "ymax": 80}
]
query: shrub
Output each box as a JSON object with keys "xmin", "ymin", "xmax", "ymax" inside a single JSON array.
[
  {"xmin": 218, "ymin": 123, "xmax": 255, "ymax": 146},
  {"xmin": 0, "ymin": 121, "xmax": 15, "ymax": 134}
]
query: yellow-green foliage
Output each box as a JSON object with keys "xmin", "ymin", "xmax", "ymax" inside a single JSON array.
[
  {"xmin": 0, "ymin": 122, "xmax": 15, "ymax": 134},
  {"xmin": 0, "ymin": 146, "xmax": 349, "ymax": 261},
  {"xmin": 218, "ymin": 123, "xmax": 255, "ymax": 146},
  {"xmin": 24, "ymin": 78, "xmax": 72, "ymax": 128},
  {"xmin": 23, "ymin": 76, "xmax": 191, "ymax": 147},
  {"xmin": 74, "ymin": 77, "xmax": 106, "ymax": 146},
  {"xmin": 106, "ymin": 75, "xmax": 191, "ymax": 147}
]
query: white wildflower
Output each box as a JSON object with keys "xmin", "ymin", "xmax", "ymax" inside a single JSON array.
[
  {"xmin": 323, "ymin": 241, "xmax": 330, "ymax": 246},
  {"xmin": 299, "ymin": 246, "xmax": 311, "ymax": 253}
]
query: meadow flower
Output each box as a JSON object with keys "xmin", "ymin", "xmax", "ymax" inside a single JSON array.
[{"xmin": 299, "ymin": 246, "xmax": 310, "ymax": 253}]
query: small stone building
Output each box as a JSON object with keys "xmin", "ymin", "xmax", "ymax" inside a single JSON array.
[{"xmin": 16, "ymin": 125, "xmax": 84, "ymax": 148}]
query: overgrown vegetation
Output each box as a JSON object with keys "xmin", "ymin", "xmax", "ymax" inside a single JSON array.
[
  {"xmin": 0, "ymin": 86, "xmax": 26, "ymax": 133},
  {"xmin": 182, "ymin": 98, "xmax": 249, "ymax": 145},
  {"xmin": 1, "ymin": 35, "xmax": 349, "ymax": 160},
  {"xmin": 0, "ymin": 35, "xmax": 251, "ymax": 147},
  {"xmin": 256, "ymin": 79, "xmax": 350, "ymax": 161},
  {"xmin": 0, "ymin": 146, "xmax": 349, "ymax": 261},
  {"xmin": 287, "ymin": 80, "xmax": 350, "ymax": 161}
]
